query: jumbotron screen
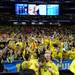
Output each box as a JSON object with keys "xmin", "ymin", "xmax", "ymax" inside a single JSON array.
[{"xmin": 15, "ymin": 4, "xmax": 59, "ymax": 16}]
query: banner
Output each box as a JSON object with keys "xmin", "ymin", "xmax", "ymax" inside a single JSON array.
[{"xmin": 3, "ymin": 60, "xmax": 72, "ymax": 72}]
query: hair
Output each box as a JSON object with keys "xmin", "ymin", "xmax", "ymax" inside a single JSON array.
[{"xmin": 38, "ymin": 55, "xmax": 45, "ymax": 63}]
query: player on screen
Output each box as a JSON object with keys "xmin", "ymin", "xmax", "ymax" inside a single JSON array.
[{"xmin": 28, "ymin": 5, "xmax": 39, "ymax": 15}]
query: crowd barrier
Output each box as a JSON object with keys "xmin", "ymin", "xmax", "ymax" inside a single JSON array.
[{"xmin": 3, "ymin": 59, "xmax": 72, "ymax": 72}]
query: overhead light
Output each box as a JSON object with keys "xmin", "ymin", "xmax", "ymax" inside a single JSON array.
[
  {"xmin": 13, "ymin": 22, "xmax": 18, "ymax": 25},
  {"xmin": 58, "ymin": 23, "xmax": 61, "ymax": 26},
  {"xmin": 22, "ymin": 22, "xmax": 26, "ymax": 25},
  {"xmin": 39, "ymin": 22, "xmax": 43, "ymax": 25},
  {"xmin": 49, "ymin": 22, "xmax": 52, "ymax": 25},
  {"xmin": 31, "ymin": 22, "xmax": 35, "ymax": 25}
]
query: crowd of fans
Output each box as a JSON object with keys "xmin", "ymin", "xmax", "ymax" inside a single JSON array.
[{"xmin": 0, "ymin": 25, "xmax": 75, "ymax": 73}]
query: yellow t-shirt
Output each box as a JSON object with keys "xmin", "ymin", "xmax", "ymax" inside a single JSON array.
[
  {"xmin": 16, "ymin": 64, "xmax": 20, "ymax": 72},
  {"xmin": 22, "ymin": 49, "xmax": 25, "ymax": 56},
  {"xmin": 22, "ymin": 61, "xmax": 29, "ymax": 70},
  {"xmin": 56, "ymin": 52, "xmax": 62, "ymax": 59},
  {"xmin": 16, "ymin": 42, "xmax": 23, "ymax": 49},
  {"xmin": 8, "ymin": 40, "xmax": 16, "ymax": 50},
  {"xmin": 44, "ymin": 38, "xmax": 50, "ymax": 45},
  {"xmin": 29, "ymin": 58, "xmax": 39, "ymax": 75},
  {"xmin": 22, "ymin": 49, "xmax": 29, "ymax": 57},
  {"xmin": 16, "ymin": 61, "xmax": 29, "ymax": 72},
  {"xmin": 52, "ymin": 51, "xmax": 57, "ymax": 59},
  {"xmin": 50, "ymin": 40, "xmax": 56, "ymax": 52},
  {"xmin": 69, "ymin": 59, "xmax": 75, "ymax": 74},
  {"xmin": 60, "ymin": 42, "xmax": 64, "ymax": 51},
  {"xmin": 52, "ymin": 51, "xmax": 62, "ymax": 59},
  {"xmin": 53, "ymin": 37, "xmax": 59, "ymax": 45},
  {"xmin": 41, "ymin": 61, "xmax": 59, "ymax": 75},
  {"xmin": 68, "ymin": 51, "xmax": 75, "ymax": 59}
]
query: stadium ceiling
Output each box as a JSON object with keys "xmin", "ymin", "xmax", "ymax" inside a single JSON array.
[
  {"xmin": 0, "ymin": 0, "xmax": 75, "ymax": 3},
  {"xmin": 0, "ymin": 1, "xmax": 75, "ymax": 25}
]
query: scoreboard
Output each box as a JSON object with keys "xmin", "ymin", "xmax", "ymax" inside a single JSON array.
[{"xmin": 15, "ymin": 4, "xmax": 59, "ymax": 16}]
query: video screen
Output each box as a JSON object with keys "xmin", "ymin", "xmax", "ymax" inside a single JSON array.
[
  {"xmin": 15, "ymin": 4, "xmax": 28, "ymax": 15},
  {"xmin": 47, "ymin": 5, "xmax": 59, "ymax": 15},
  {"xmin": 15, "ymin": 4, "xmax": 59, "ymax": 16},
  {"xmin": 28, "ymin": 4, "xmax": 46, "ymax": 15}
]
